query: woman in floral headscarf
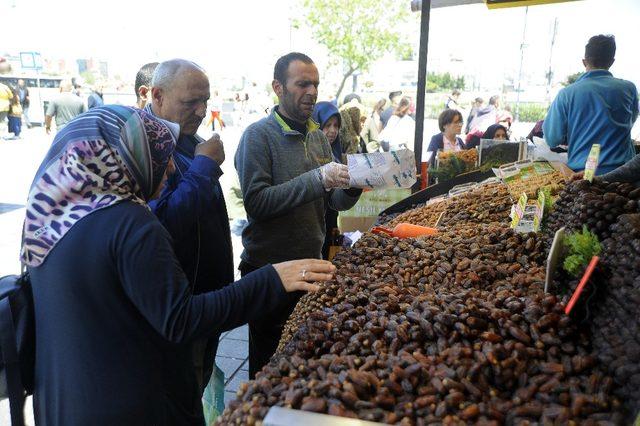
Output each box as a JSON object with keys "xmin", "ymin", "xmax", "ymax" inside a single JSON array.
[{"xmin": 23, "ymin": 105, "xmax": 334, "ymax": 425}]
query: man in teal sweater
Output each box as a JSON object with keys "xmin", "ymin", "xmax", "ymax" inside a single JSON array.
[
  {"xmin": 235, "ymin": 52, "xmax": 361, "ymax": 378},
  {"xmin": 544, "ymin": 34, "xmax": 638, "ymax": 174}
]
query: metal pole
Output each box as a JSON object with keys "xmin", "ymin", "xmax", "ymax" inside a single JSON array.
[
  {"xmin": 515, "ymin": 6, "xmax": 528, "ymax": 121},
  {"xmin": 412, "ymin": 0, "xmax": 432, "ymax": 192},
  {"xmin": 546, "ymin": 18, "xmax": 558, "ymax": 104}
]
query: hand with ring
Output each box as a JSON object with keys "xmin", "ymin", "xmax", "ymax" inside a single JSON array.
[{"xmin": 272, "ymin": 259, "xmax": 336, "ymax": 293}]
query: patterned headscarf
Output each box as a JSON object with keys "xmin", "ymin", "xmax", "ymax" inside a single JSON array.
[{"xmin": 21, "ymin": 105, "xmax": 178, "ymax": 267}]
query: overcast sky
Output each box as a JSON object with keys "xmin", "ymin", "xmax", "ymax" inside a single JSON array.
[{"xmin": 1, "ymin": 0, "xmax": 638, "ymax": 96}]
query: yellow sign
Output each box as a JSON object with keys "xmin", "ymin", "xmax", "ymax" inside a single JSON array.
[{"xmin": 486, "ymin": 0, "xmax": 581, "ymax": 9}]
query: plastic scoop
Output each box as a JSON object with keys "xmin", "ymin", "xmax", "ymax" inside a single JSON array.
[{"xmin": 371, "ymin": 223, "xmax": 439, "ymax": 238}]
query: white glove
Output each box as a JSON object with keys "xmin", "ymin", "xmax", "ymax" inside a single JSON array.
[{"xmin": 318, "ymin": 162, "xmax": 350, "ymax": 189}]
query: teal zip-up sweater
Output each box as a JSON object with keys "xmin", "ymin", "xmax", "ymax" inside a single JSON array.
[
  {"xmin": 235, "ymin": 107, "xmax": 360, "ymax": 267},
  {"xmin": 544, "ymin": 70, "xmax": 638, "ymax": 174}
]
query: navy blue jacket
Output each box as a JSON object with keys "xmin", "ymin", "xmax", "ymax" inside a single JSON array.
[
  {"xmin": 28, "ymin": 202, "xmax": 285, "ymax": 425},
  {"xmin": 149, "ymin": 134, "xmax": 234, "ymax": 293}
]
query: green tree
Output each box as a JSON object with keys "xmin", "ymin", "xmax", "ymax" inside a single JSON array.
[
  {"xmin": 425, "ymin": 72, "xmax": 465, "ymax": 93},
  {"xmin": 298, "ymin": 0, "xmax": 411, "ymax": 101},
  {"xmin": 562, "ymin": 71, "xmax": 584, "ymax": 86},
  {"xmin": 80, "ymin": 71, "xmax": 96, "ymax": 86}
]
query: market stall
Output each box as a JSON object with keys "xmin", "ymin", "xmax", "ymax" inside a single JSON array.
[{"xmin": 217, "ymin": 158, "xmax": 640, "ymax": 424}]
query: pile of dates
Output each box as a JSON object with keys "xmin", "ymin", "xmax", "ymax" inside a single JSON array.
[
  {"xmin": 544, "ymin": 180, "xmax": 640, "ymax": 245},
  {"xmin": 590, "ymin": 213, "xmax": 640, "ymax": 417},
  {"xmin": 218, "ymin": 224, "xmax": 625, "ymax": 424},
  {"xmin": 386, "ymin": 183, "xmax": 513, "ymax": 229},
  {"xmin": 278, "ymin": 226, "xmax": 547, "ymax": 352}
]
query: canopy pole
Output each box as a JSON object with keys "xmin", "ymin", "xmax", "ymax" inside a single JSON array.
[{"xmin": 413, "ymin": 0, "xmax": 432, "ymax": 192}]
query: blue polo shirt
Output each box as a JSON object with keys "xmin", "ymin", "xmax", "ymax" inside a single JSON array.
[{"xmin": 543, "ymin": 70, "xmax": 639, "ymax": 174}]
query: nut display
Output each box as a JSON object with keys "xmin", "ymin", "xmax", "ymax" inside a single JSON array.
[
  {"xmin": 386, "ymin": 183, "xmax": 512, "ymax": 229},
  {"xmin": 218, "ymin": 225, "xmax": 624, "ymax": 424},
  {"xmin": 217, "ymin": 177, "xmax": 638, "ymax": 425},
  {"xmin": 504, "ymin": 170, "xmax": 565, "ymax": 200},
  {"xmin": 592, "ymin": 213, "xmax": 640, "ymax": 417},
  {"xmin": 544, "ymin": 179, "xmax": 640, "ymax": 245}
]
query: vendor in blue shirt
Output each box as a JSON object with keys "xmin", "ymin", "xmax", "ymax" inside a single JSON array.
[{"xmin": 544, "ymin": 34, "xmax": 638, "ymax": 174}]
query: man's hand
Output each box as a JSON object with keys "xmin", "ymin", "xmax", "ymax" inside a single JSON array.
[
  {"xmin": 272, "ymin": 259, "xmax": 336, "ymax": 293},
  {"xmin": 318, "ymin": 162, "xmax": 350, "ymax": 189},
  {"xmin": 45, "ymin": 127, "xmax": 51, "ymax": 135},
  {"xmin": 195, "ymin": 133, "xmax": 225, "ymax": 165}
]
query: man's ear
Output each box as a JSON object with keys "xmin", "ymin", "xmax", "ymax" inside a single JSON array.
[
  {"xmin": 151, "ymin": 87, "xmax": 163, "ymax": 107},
  {"xmin": 582, "ymin": 59, "xmax": 588, "ymax": 69},
  {"xmin": 272, "ymin": 79, "xmax": 283, "ymax": 98},
  {"xmin": 138, "ymin": 85, "xmax": 150, "ymax": 101}
]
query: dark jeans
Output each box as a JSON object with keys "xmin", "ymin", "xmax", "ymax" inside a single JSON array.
[
  {"xmin": 8, "ymin": 115, "xmax": 21, "ymax": 136},
  {"xmin": 239, "ymin": 260, "xmax": 301, "ymax": 379}
]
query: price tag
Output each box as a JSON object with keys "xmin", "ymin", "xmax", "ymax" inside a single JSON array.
[
  {"xmin": 583, "ymin": 144, "xmax": 600, "ymax": 182},
  {"xmin": 533, "ymin": 190, "xmax": 546, "ymax": 232},
  {"xmin": 510, "ymin": 193, "xmax": 528, "ymax": 228},
  {"xmin": 564, "ymin": 256, "xmax": 599, "ymax": 315},
  {"xmin": 545, "ymin": 227, "xmax": 565, "ymax": 292}
]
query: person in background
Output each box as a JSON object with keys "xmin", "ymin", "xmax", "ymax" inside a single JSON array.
[
  {"xmin": 468, "ymin": 94, "xmax": 500, "ymax": 134},
  {"xmin": 361, "ymin": 98, "xmax": 386, "ymax": 152},
  {"xmin": 6, "ymin": 90, "xmax": 23, "ymax": 139},
  {"xmin": 427, "ymin": 109, "xmax": 465, "ymax": 166},
  {"xmin": 339, "ymin": 99, "xmax": 366, "ymax": 156},
  {"xmin": 378, "ymin": 96, "xmax": 415, "ymax": 151},
  {"xmin": 465, "ymin": 123, "xmax": 509, "ymax": 150},
  {"xmin": 0, "ymin": 82, "xmax": 12, "ymax": 136},
  {"xmin": 206, "ymin": 90, "xmax": 225, "ymax": 131},
  {"xmin": 380, "ymin": 90, "xmax": 402, "ymax": 128},
  {"xmin": 87, "ymin": 85, "xmax": 104, "ymax": 109},
  {"xmin": 146, "ymin": 59, "xmax": 232, "ymax": 399},
  {"xmin": 497, "ymin": 111, "xmax": 513, "ymax": 134},
  {"xmin": 445, "ymin": 89, "xmax": 461, "ymax": 110},
  {"xmin": 465, "ymin": 97, "xmax": 484, "ymax": 134},
  {"xmin": 17, "ymin": 79, "xmax": 30, "ymax": 128},
  {"xmin": 23, "ymin": 104, "xmax": 335, "ymax": 425},
  {"xmin": 135, "ymin": 62, "xmax": 159, "ymax": 109},
  {"xmin": 45, "ymin": 80, "xmax": 86, "ymax": 134},
  {"xmin": 527, "ymin": 119, "xmax": 544, "ymax": 142},
  {"xmin": 342, "ymin": 93, "xmax": 362, "ymax": 106},
  {"xmin": 235, "ymin": 52, "xmax": 360, "ymax": 379},
  {"xmin": 544, "ymin": 34, "xmax": 638, "ymax": 174},
  {"xmin": 313, "ymin": 101, "xmax": 362, "ymax": 259}
]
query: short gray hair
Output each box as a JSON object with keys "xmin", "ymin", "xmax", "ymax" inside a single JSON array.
[{"xmin": 151, "ymin": 59, "xmax": 205, "ymax": 90}]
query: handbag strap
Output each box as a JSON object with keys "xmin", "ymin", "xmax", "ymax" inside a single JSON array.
[{"xmin": 0, "ymin": 296, "xmax": 26, "ymax": 426}]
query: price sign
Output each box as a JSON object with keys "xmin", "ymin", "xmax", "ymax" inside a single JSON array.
[
  {"xmin": 533, "ymin": 190, "xmax": 545, "ymax": 232},
  {"xmin": 510, "ymin": 193, "xmax": 528, "ymax": 228},
  {"xmin": 583, "ymin": 144, "xmax": 600, "ymax": 182}
]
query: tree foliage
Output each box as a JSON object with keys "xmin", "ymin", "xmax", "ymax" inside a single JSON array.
[
  {"xmin": 426, "ymin": 72, "xmax": 465, "ymax": 93},
  {"xmin": 562, "ymin": 71, "xmax": 584, "ymax": 86},
  {"xmin": 299, "ymin": 0, "xmax": 411, "ymax": 100}
]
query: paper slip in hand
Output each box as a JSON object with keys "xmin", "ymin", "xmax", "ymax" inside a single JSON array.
[{"xmin": 347, "ymin": 149, "xmax": 417, "ymax": 189}]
